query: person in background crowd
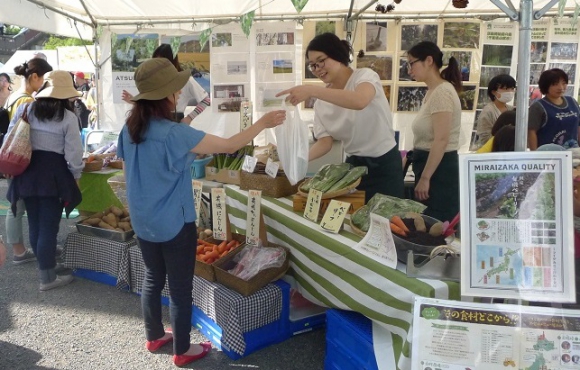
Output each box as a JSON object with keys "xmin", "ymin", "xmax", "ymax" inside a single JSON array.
[
  {"xmin": 475, "ymin": 74, "xmax": 516, "ymax": 148},
  {"xmin": 32, "ymin": 51, "xmax": 47, "ymax": 61},
  {"xmin": 476, "ymin": 110, "xmax": 517, "ymax": 153},
  {"xmin": 121, "ymin": 44, "xmax": 211, "ymax": 124},
  {"xmin": 117, "ymin": 58, "xmax": 285, "ymax": 367},
  {"xmin": 491, "ymin": 125, "xmax": 516, "ymax": 152},
  {"xmin": 74, "ymin": 72, "xmax": 90, "ymax": 96},
  {"xmin": 4, "ymin": 58, "xmax": 53, "ymax": 265},
  {"xmin": 528, "ymin": 68, "xmax": 580, "ymax": 150},
  {"xmin": 0, "ymin": 72, "xmax": 12, "ymax": 107},
  {"xmin": 6, "ymin": 70, "xmax": 83, "ymax": 290},
  {"xmin": 276, "ymin": 32, "xmax": 404, "ymax": 202},
  {"xmin": 406, "ymin": 41, "xmax": 462, "ymax": 222}
]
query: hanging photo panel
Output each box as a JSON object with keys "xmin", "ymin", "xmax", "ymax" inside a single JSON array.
[
  {"xmin": 255, "ymin": 81, "xmax": 295, "ymax": 111},
  {"xmin": 400, "ymin": 24, "xmax": 438, "ymax": 51},
  {"xmin": 397, "ymin": 86, "xmax": 427, "ymax": 112},
  {"xmin": 481, "ymin": 44, "xmax": 513, "ymax": 67},
  {"xmin": 480, "ymin": 66, "xmax": 511, "ymax": 86},
  {"xmin": 443, "ymin": 51, "xmax": 472, "ymax": 81},
  {"xmin": 443, "ymin": 22, "xmax": 480, "ymax": 49},
  {"xmin": 365, "ymin": 22, "xmax": 388, "ymax": 52},
  {"xmin": 530, "ymin": 41, "xmax": 548, "ymax": 63},
  {"xmin": 256, "ymin": 52, "xmax": 296, "ymax": 83},
  {"xmin": 356, "ymin": 54, "xmax": 393, "ymax": 80},
  {"xmin": 459, "ymin": 85, "xmax": 476, "ymax": 111},
  {"xmin": 483, "ymin": 21, "xmax": 515, "ymax": 45},
  {"xmin": 213, "ymin": 83, "xmax": 249, "ymax": 112}
]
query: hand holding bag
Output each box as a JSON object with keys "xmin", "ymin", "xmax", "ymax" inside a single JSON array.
[
  {"xmin": 275, "ymin": 101, "xmax": 309, "ymax": 185},
  {"xmin": 0, "ymin": 104, "xmax": 32, "ymax": 176}
]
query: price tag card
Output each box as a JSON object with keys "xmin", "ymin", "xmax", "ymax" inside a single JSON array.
[
  {"xmin": 265, "ymin": 158, "xmax": 279, "ymax": 178},
  {"xmin": 192, "ymin": 180, "xmax": 203, "ymax": 225},
  {"xmin": 211, "ymin": 188, "xmax": 227, "ymax": 240},
  {"xmin": 303, "ymin": 188, "xmax": 323, "ymax": 222},
  {"xmin": 354, "ymin": 213, "xmax": 397, "ymax": 268},
  {"xmin": 245, "ymin": 190, "xmax": 262, "ymax": 246},
  {"xmin": 242, "ymin": 155, "xmax": 258, "ymax": 173},
  {"xmin": 99, "ymin": 131, "xmax": 119, "ymax": 146},
  {"xmin": 319, "ymin": 200, "xmax": 350, "ymax": 234}
]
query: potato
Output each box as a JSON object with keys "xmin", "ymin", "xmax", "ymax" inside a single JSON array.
[
  {"xmin": 118, "ymin": 221, "xmax": 132, "ymax": 232},
  {"xmin": 98, "ymin": 221, "xmax": 115, "ymax": 230},
  {"xmin": 121, "ymin": 208, "xmax": 130, "ymax": 218},
  {"xmin": 413, "ymin": 216, "xmax": 427, "ymax": 233},
  {"xmin": 120, "ymin": 216, "xmax": 131, "ymax": 222},
  {"xmin": 103, "ymin": 213, "xmax": 118, "ymax": 228},
  {"xmin": 429, "ymin": 222, "xmax": 444, "ymax": 236},
  {"xmin": 91, "ymin": 211, "xmax": 106, "ymax": 219},
  {"xmin": 110, "ymin": 206, "xmax": 124, "ymax": 217},
  {"xmin": 85, "ymin": 217, "xmax": 101, "ymax": 226}
]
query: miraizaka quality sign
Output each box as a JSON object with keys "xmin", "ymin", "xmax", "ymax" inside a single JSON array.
[
  {"xmin": 211, "ymin": 188, "xmax": 227, "ymax": 241},
  {"xmin": 459, "ymin": 152, "xmax": 575, "ymax": 302}
]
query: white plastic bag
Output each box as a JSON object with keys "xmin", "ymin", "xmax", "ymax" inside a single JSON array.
[{"xmin": 275, "ymin": 102, "xmax": 309, "ymax": 185}]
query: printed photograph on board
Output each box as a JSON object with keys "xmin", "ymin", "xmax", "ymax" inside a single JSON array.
[
  {"xmin": 316, "ymin": 21, "xmax": 336, "ymax": 36},
  {"xmin": 213, "ymin": 84, "xmax": 245, "ymax": 112},
  {"xmin": 443, "ymin": 22, "xmax": 480, "ymax": 48},
  {"xmin": 481, "ymin": 44, "xmax": 513, "ymax": 66},
  {"xmin": 256, "ymin": 32, "xmax": 295, "ymax": 46},
  {"xmin": 400, "ymin": 24, "xmax": 438, "ymax": 51},
  {"xmin": 272, "ymin": 59, "xmax": 293, "ymax": 74},
  {"xmin": 549, "ymin": 63, "xmax": 576, "ymax": 82},
  {"xmin": 443, "ymin": 51, "xmax": 472, "ymax": 81},
  {"xmin": 111, "ymin": 33, "xmax": 159, "ymax": 72},
  {"xmin": 477, "ymin": 88, "xmax": 490, "ymax": 109},
  {"xmin": 529, "ymin": 63, "xmax": 546, "ymax": 85},
  {"xmin": 398, "ymin": 58, "xmax": 413, "ymax": 81},
  {"xmin": 530, "ymin": 41, "xmax": 548, "ymax": 63},
  {"xmin": 382, "ymin": 85, "xmax": 391, "ymax": 103},
  {"xmin": 397, "ymin": 86, "xmax": 428, "ymax": 112},
  {"xmin": 212, "ymin": 33, "xmax": 233, "ymax": 48},
  {"xmin": 480, "ymin": 66, "xmax": 511, "ymax": 86},
  {"xmin": 227, "ymin": 61, "xmax": 247, "ymax": 75},
  {"xmin": 356, "ymin": 55, "xmax": 393, "ymax": 80},
  {"xmin": 365, "ymin": 22, "xmax": 387, "ymax": 52},
  {"xmin": 304, "ymin": 60, "xmax": 317, "ymax": 79},
  {"xmin": 550, "ymin": 42, "xmax": 578, "ymax": 60},
  {"xmin": 459, "ymin": 85, "xmax": 476, "ymax": 111}
]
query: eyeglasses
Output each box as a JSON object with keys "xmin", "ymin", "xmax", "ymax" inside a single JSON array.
[
  {"xmin": 308, "ymin": 57, "xmax": 328, "ymax": 72},
  {"xmin": 406, "ymin": 59, "xmax": 421, "ymax": 70}
]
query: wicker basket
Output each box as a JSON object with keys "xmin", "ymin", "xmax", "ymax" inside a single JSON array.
[
  {"xmin": 83, "ymin": 159, "xmax": 104, "ymax": 172},
  {"xmin": 108, "ymin": 160, "xmax": 123, "ymax": 169},
  {"xmin": 297, "ymin": 177, "xmax": 361, "ymax": 199}
]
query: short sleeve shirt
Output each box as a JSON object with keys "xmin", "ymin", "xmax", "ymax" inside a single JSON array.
[
  {"xmin": 177, "ymin": 77, "xmax": 209, "ymax": 113},
  {"xmin": 117, "ymin": 118, "xmax": 206, "ymax": 242}
]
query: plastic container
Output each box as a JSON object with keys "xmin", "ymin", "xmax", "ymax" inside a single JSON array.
[
  {"xmin": 73, "ymin": 268, "xmax": 119, "ymax": 287},
  {"xmin": 324, "ymin": 309, "xmax": 378, "ymax": 370},
  {"xmin": 191, "ymin": 156, "xmax": 213, "ymax": 179}
]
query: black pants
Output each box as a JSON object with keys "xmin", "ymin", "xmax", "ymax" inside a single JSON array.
[
  {"xmin": 412, "ymin": 149, "xmax": 459, "ymax": 222},
  {"xmin": 346, "ymin": 145, "xmax": 404, "ymax": 203}
]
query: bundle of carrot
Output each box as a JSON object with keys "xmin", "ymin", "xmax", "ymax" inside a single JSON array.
[
  {"xmin": 389, "ymin": 215, "xmax": 410, "ymax": 237},
  {"xmin": 196, "ymin": 239, "xmax": 241, "ymax": 264}
]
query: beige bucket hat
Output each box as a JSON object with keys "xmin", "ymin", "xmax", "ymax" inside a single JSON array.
[
  {"xmin": 131, "ymin": 58, "xmax": 190, "ymax": 101},
  {"xmin": 35, "ymin": 70, "xmax": 82, "ymax": 100}
]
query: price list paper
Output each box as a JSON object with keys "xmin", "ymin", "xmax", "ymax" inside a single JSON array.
[
  {"xmin": 211, "ymin": 188, "xmax": 227, "ymax": 241},
  {"xmin": 246, "ymin": 190, "xmax": 262, "ymax": 246},
  {"xmin": 354, "ymin": 213, "xmax": 397, "ymax": 268},
  {"xmin": 319, "ymin": 200, "xmax": 350, "ymax": 234}
]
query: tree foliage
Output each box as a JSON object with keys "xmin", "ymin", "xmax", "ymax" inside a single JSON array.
[{"xmin": 43, "ymin": 36, "xmax": 91, "ymax": 49}]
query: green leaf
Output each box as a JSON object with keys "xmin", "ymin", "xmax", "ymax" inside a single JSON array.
[
  {"xmin": 199, "ymin": 29, "xmax": 212, "ymax": 52},
  {"xmin": 291, "ymin": 0, "xmax": 309, "ymax": 13},
  {"xmin": 170, "ymin": 37, "xmax": 181, "ymax": 57},
  {"xmin": 240, "ymin": 10, "xmax": 255, "ymax": 38},
  {"xmin": 558, "ymin": 0, "xmax": 566, "ymax": 17},
  {"xmin": 573, "ymin": 4, "xmax": 580, "ymax": 27}
]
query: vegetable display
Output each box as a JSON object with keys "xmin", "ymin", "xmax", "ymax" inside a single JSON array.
[
  {"xmin": 299, "ymin": 164, "xmax": 367, "ymax": 194},
  {"xmin": 196, "ymin": 238, "xmax": 241, "ymax": 265},
  {"xmin": 81, "ymin": 205, "xmax": 132, "ymax": 232},
  {"xmin": 351, "ymin": 193, "xmax": 427, "ymax": 233},
  {"xmin": 213, "ymin": 145, "xmax": 254, "ymax": 171}
]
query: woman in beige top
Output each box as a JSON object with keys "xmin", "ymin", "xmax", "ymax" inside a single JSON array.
[{"xmin": 407, "ymin": 41, "xmax": 462, "ymax": 222}]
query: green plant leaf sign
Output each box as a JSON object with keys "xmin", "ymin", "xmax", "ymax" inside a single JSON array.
[
  {"xmin": 421, "ymin": 307, "xmax": 440, "ymax": 320},
  {"xmin": 199, "ymin": 29, "xmax": 212, "ymax": 52},
  {"xmin": 240, "ymin": 10, "xmax": 255, "ymax": 38},
  {"xmin": 292, "ymin": 0, "xmax": 309, "ymax": 13}
]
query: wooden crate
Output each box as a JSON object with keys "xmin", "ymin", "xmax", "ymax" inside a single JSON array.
[{"xmin": 292, "ymin": 191, "xmax": 365, "ymax": 215}]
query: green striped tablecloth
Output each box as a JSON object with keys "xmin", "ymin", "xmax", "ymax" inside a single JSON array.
[{"xmin": 225, "ymin": 185, "xmax": 461, "ymax": 369}]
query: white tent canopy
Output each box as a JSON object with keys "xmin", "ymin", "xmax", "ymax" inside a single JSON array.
[{"xmin": 1, "ymin": 0, "xmax": 579, "ymax": 39}]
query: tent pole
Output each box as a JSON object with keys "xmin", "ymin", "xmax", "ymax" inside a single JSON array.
[{"xmin": 514, "ymin": 0, "xmax": 532, "ymax": 152}]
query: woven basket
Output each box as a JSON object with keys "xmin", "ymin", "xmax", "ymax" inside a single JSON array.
[
  {"xmin": 349, "ymin": 218, "xmax": 368, "ymax": 237},
  {"xmin": 108, "ymin": 160, "xmax": 123, "ymax": 169},
  {"xmin": 297, "ymin": 177, "xmax": 361, "ymax": 199},
  {"xmin": 83, "ymin": 159, "xmax": 104, "ymax": 172}
]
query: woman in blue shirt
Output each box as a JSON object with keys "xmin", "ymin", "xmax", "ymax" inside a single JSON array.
[{"xmin": 117, "ymin": 58, "xmax": 285, "ymax": 367}]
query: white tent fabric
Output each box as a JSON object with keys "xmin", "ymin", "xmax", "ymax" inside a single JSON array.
[{"xmin": 1, "ymin": 0, "xmax": 580, "ymax": 39}]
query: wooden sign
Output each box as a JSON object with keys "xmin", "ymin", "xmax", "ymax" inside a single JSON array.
[{"xmin": 246, "ymin": 190, "xmax": 262, "ymax": 246}]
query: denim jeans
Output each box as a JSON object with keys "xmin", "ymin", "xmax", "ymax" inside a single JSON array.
[
  {"xmin": 23, "ymin": 196, "xmax": 63, "ymax": 270},
  {"xmin": 5, "ymin": 179, "xmax": 25, "ymax": 246},
  {"xmin": 138, "ymin": 222, "xmax": 196, "ymax": 355}
]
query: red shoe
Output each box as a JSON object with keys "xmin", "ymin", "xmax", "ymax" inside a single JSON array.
[
  {"xmin": 145, "ymin": 329, "xmax": 173, "ymax": 352},
  {"xmin": 173, "ymin": 342, "xmax": 211, "ymax": 367}
]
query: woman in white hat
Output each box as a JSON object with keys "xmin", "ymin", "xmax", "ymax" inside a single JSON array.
[
  {"xmin": 117, "ymin": 58, "xmax": 285, "ymax": 367},
  {"xmin": 6, "ymin": 70, "xmax": 84, "ymax": 291}
]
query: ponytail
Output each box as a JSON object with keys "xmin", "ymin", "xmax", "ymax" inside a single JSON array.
[{"xmin": 441, "ymin": 56, "xmax": 463, "ymax": 93}]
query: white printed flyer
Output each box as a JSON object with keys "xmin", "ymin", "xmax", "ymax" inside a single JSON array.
[{"xmin": 459, "ymin": 152, "xmax": 575, "ymax": 302}]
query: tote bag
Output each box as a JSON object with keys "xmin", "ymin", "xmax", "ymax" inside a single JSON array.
[
  {"xmin": 275, "ymin": 101, "xmax": 309, "ymax": 185},
  {"xmin": 0, "ymin": 104, "xmax": 32, "ymax": 176}
]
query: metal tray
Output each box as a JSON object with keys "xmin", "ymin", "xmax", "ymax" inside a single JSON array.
[{"xmin": 76, "ymin": 220, "xmax": 135, "ymax": 242}]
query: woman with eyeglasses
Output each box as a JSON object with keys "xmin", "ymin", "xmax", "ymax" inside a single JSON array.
[
  {"xmin": 406, "ymin": 41, "xmax": 462, "ymax": 222},
  {"xmin": 277, "ymin": 32, "xmax": 404, "ymax": 202},
  {"xmin": 528, "ymin": 68, "xmax": 580, "ymax": 150}
]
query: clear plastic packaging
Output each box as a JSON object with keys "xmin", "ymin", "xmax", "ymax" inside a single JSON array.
[{"xmin": 228, "ymin": 242, "xmax": 287, "ymax": 281}]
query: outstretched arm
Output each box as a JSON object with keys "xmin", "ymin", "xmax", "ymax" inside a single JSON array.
[{"xmin": 276, "ymin": 82, "xmax": 375, "ymax": 110}]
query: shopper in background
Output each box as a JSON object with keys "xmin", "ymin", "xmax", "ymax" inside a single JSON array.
[
  {"xmin": 475, "ymin": 74, "xmax": 516, "ymax": 148},
  {"xmin": 476, "ymin": 110, "xmax": 517, "ymax": 153},
  {"xmin": 117, "ymin": 58, "xmax": 285, "ymax": 367},
  {"xmin": 6, "ymin": 70, "xmax": 83, "ymax": 290},
  {"xmin": 528, "ymin": 68, "xmax": 580, "ymax": 150},
  {"xmin": 276, "ymin": 32, "xmax": 404, "ymax": 202},
  {"xmin": 4, "ymin": 58, "xmax": 53, "ymax": 265},
  {"xmin": 406, "ymin": 41, "xmax": 462, "ymax": 222},
  {"xmin": 121, "ymin": 44, "xmax": 211, "ymax": 124},
  {"xmin": 0, "ymin": 72, "xmax": 12, "ymax": 107}
]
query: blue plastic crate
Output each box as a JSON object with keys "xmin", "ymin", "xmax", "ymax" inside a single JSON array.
[
  {"xmin": 324, "ymin": 309, "xmax": 378, "ymax": 370},
  {"xmin": 73, "ymin": 268, "xmax": 119, "ymax": 287},
  {"xmin": 191, "ymin": 156, "xmax": 213, "ymax": 179}
]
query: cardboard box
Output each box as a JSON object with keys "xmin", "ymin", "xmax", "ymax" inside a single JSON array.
[
  {"xmin": 195, "ymin": 233, "xmax": 246, "ymax": 282},
  {"xmin": 214, "ymin": 243, "xmax": 290, "ymax": 296},
  {"xmin": 240, "ymin": 171, "xmax": 299, "ymax": 198},
  {"xmin": 204, "ymin": 158, "xmax": 241, "ymax": 185},
  {"xmin": 292, "ymin": 190, "xmax": 365, "ymax": 215}
]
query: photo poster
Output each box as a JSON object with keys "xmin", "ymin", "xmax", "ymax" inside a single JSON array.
[
  {"xmin": 256, "ymin": 82, "xmax": 294, "ymax": 111},
  {"xmin": 397, "ymin": 86, "xmax": 427, "ymax": 112},
  {"xmin": 111, "ymin": 33, "xmax": 158, "ymax": 103},
  {"xmin": 255, "ymin": 52, "xmax": 296, "ymax": 83},
  {"xmin": 255, "ymin": 22, "xmax": 296, "ymax": 53},
  {"xmin": 412, "ymin": 297, "xmax": 580, "ymax": 370},
  {"xmin": 399, "ymin": 23, "xmax": 438, "ymax": 51},
  {"xmin": 210, "ymin": 23, "xmax": 250, "ymax": 113},
  {"xmin": 365, "ymin": 22, "xmax": 388, "ymax": 52},
  {"xmin": 459, "ymin": 151, "xmax": 575, "ymax": 302}
]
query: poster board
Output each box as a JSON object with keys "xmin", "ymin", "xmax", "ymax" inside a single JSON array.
[
  {"xmin": 412, "ymin": 297, "xmax": 580, "ymax": 370},
  {"xmin": 459, "ymin": 151, "xmax": 575, "ymax": 302}
]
